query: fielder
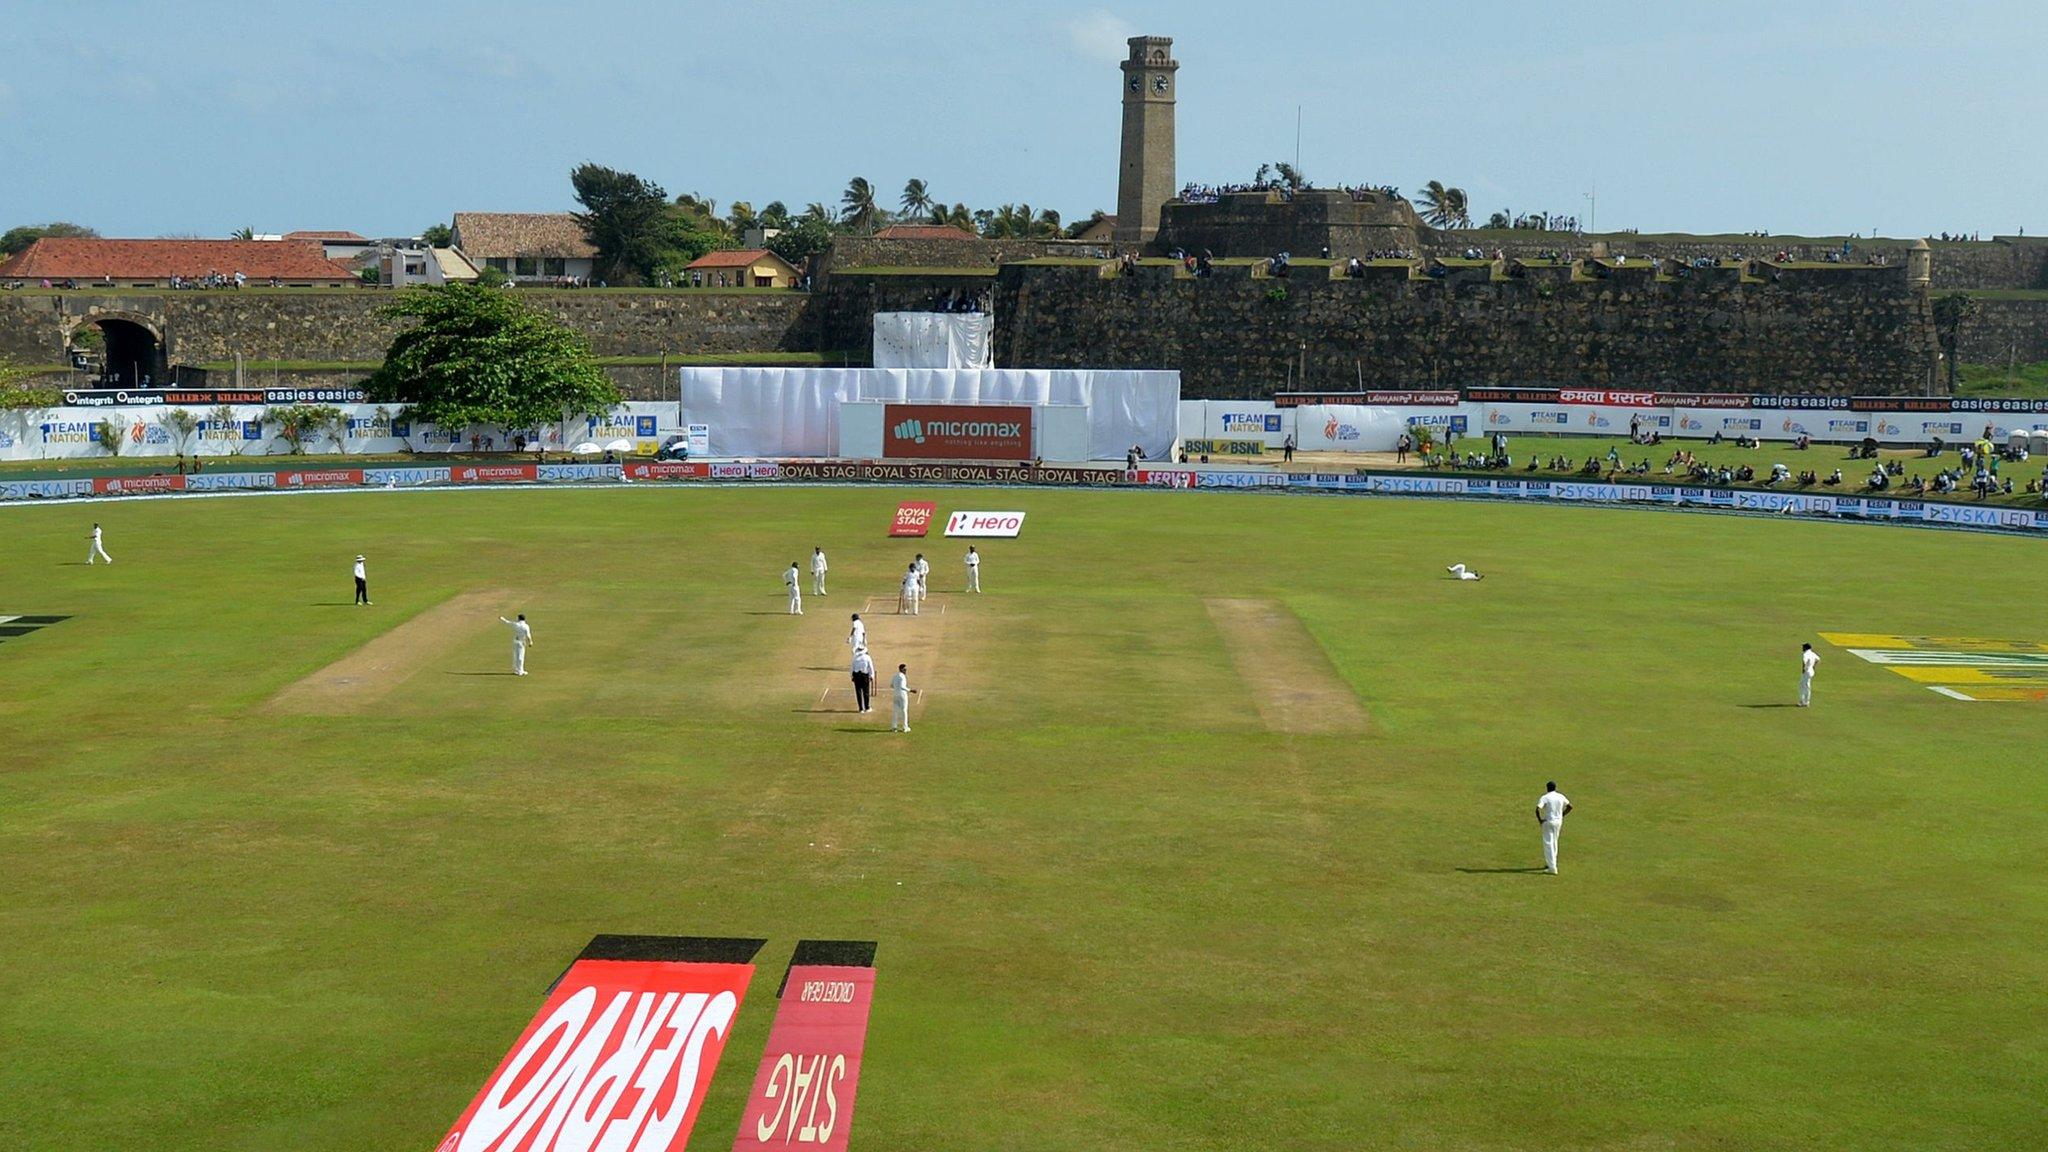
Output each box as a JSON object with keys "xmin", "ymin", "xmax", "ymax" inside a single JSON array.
[
  {"xmin": 87, "ymin": 522, "xmax": 112, "ymax": 565},
  {"xmin": 1799, "ymin": 642, "xmax": 1819, "ymax": 707},
  {"xmin": 1446, "ymin": 563, "xmax": 1484, "ymax": 581},
  {"xmin": 848, "ymin": 612, "xmax": 866, "ymax": 651},
  {"xmin": 498, "ymin": 614, "xmax": 533, "ymax": 676},
  {"xmin": 1536, "ymin": 781, "xmax": 1572, "ymax": 874},
  {"xmin": 850, "ymin": 646, "xmax": 875, "ymax": 713},
  {"xmin": 784, "ymin": 560, "xmax": 803, "ymax": 615},
  {"xmin": 913, "ymin": 553, "xmax": 930, "ymax": 600},
  {"xmin": 353, "ymin": 554, "xmax": 370, "ymax": 605},
  {"xmin": 965, "ymin": 546, "xmax": 981, "ymax": 593},
  {"xmin": 811, "ymin": 547, "xmax": 828, "ymax": 596},
  {"xmin": 899, "ymin": 563, "xmax": 921, "ymax": 616},
  {"xmin": 890, "ymin": 662, "xmax": 920, "ymax": 732}
]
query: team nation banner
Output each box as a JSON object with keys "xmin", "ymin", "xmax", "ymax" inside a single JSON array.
[
  {"xmin": 435, "ymin": 936, "xmax": 763, "ymax": 1152},
  {"xmin": 733, "ymin": 944, "xmax": 878, "ymax": 1152},
  {"xmin": 888, "ymin": 501, "xmax": 936, "ymax": 537}
]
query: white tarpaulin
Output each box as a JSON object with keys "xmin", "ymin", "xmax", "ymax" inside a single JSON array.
[
  {"xmin": 872, "ymin": 312, "xmax": 994, "ymax": 369},
  {"xmin": 680, "ymin": 367, "xmax": 1178, "ymax": 460},
  {"xmin": 1294, "ymin": 404, "xmax": 1406, "ymax": 452}
]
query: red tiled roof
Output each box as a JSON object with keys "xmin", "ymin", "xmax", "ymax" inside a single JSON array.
[
  {"xmin": 686, "ymin": 248, "xmax": 790, "ymax": 269},
  {"xmin": 284, "ymin": 230, "xmax": 368, "ymax": 242},
  {"xmin": 0, "ymin": 238, "xmax": 357, "ymax": 281},
  {"xmin": 874, "ymin": 224, "xmax": 981, "ymax": 242}
]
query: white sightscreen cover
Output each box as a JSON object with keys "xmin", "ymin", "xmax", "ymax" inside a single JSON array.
[
  {"xmin": 1295, "ymin": 404, "xmax": 1405, "ymax": 452},
  {"xmin": 680, "ymin": 368, "xmax": 1179, "ymax": 459},
  {"xmin": 873, "ymin": 313, "xmax": 994, "ymax": 368}
]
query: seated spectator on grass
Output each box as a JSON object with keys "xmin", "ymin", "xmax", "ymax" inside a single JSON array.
[{"xmin": 1823, "ymin": 468, "xmax": 1843, "ymax": 486}]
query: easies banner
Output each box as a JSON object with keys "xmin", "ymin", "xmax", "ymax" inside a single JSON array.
[
  {"xmin": 435, "ymin": 935, "xmax": 764, "ymax": 1152},
  {"xmin": 731, "ymin": 942, "xmax": 879, "ymax": 1152}
]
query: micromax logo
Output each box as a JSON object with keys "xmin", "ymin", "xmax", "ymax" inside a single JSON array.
[{"xmin": 893, "ymin": 419, "xmax": 925, "ymax": 444}]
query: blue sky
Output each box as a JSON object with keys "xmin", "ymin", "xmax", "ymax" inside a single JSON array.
[{"xmin": 2, "ymin": 0, "xmax": 2039, "ymax": 240}]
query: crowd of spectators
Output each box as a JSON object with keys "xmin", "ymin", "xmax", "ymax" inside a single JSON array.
[
  {"xmin": 1173, "ymin": 180, "xmax": 1401, "ymax": 205},
  {"xmin": 4, "ymin": 271, "xmax": 273, "ymax": 290}
]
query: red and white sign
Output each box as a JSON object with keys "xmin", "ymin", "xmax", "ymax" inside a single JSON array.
[
  {"xmin": 731, "ymin": 966, "xmax": 876, "ymax": 1152},
  {"xmin": 434, "ymin": 956, "xmax": 755, "ymax": 1152},
  {"xmin": 888, "ymin": 501, "xmax": 936, "ymax": 537},
  {"xmin": 276, "ymin": 467, "xmax": 363, "ymax": 489},
  {"xmin": 943, "ymin": 510, "xmax": 1026, "ymax": 537},
  {"xmin": 452, "ymin": 464, "xmax": 540, "ymax": 484},
  {"xmin": 93, "ymin": 474, "xmax": 185, "ymax": 495},
  {"xmin": 1557, "ymin": 389, "xmax": 1657, "ymax": 408},
  {"xmin": 1363, "ymin": 390, "xmax": 1460, "ymax": 406},
  {"xmin": 1132, "ymin": 469, "xmax": 1197, "ymax": 489},
  {"xmin": 623, "ymin": 461, "xmax": 710, "ymax": 481},
  {"xmin": 882, "ymin": 404, "xmax": 1032, "ymax": 461}
]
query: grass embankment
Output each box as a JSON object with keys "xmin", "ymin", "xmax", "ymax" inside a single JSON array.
[{"xmin": 0, "ymin": 488, "xmax": 2042, "ymax": 1150}]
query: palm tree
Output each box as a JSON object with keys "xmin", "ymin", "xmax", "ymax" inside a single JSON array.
[
  {"xmin": 1273, "ymin": 161, "xmax": 1305, "ymax": 191},
  {"xmin": 802, "ymin": 202, "xmax": 831, "ymax": 223},
  {"xmin": 900, "ymin": 179, "xmax": 935, "ymax": 218},
  {"xmin": 1418, "ymin": 181, "xmax": 1468, "ymax": 229},
  {"xmin": 726, "ymin": 201, "xmax": 758, "ymax": 235},
  {"xmin": 840, "ymin": 177, "xmax": 879, "ymax": 232},
  {"xmin": 1034, "ymin": 208, "xmax": 1063, "ymax": 238},
  {"xmin": 759, "ymin": 201, "xmax": 791, "ymax": 229},
  {"xmin": 931, "ymin": 203, "xmax": 973, "ymax": 231},
  {"xmin": 1486, "ymin": 211, "xmax": 1511, "ymax": 230},
  {"xmin": 231, "ymin": 226, "xmax": 256, "ymax": 240},
  {"xmin": 1445, "ymin": 187, "xmax": 1471, "ymax": 229}
]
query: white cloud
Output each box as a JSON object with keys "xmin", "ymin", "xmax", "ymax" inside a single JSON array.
[{"xmin": 1065, "ymin": 11, "xmax": 1136, "ymax": 63}]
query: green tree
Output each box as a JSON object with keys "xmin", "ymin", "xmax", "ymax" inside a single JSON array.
[
  {"xmin": 366, "ymin": 284, "xmax": 619, "ymax": 434},
  {"xmin": 935, "ymin": 203, "xmax": 974, "ymax": 231},
  {"xmin": 1272, "ymin": 161, "xmax": 1306, "ymax": 191},
  {"xmin": 900, "ymin": 178, "xmax": 934, "ymax": 218},
  {"xmin": 1067, "ymin": 209, "xmax": 1111, "ymax": 238},
  {"xmin": 840, "ymin": 177, "xmax": 879, "ymax": 232},
  {"xmin": 1, "ymin": 221, "xmax": 97, "ymax": 256},
  {"xmin": 726, "ymin": 201, "xmax": 759, "ymax": 236},
  {"xmin": 475, "ymin": 265, "xmax": 509, "ymax": 288},
  {"xmin": 95, "ymin": 417, "xmax": 126, "ymax": 457},
  {"xmin": 1416, "ymin": 182, "xmax": 1470, "ymax": 229},
  {"xmin": 801, "ymin": 202, "xmax": 831, "ymax": 223},
  {"xmin": 157, "ymin": 408, "xmax": 200, "ymax": 457},
  {"xmin": 272, "ymin": 404, "xmax": 345, "ymax": 455},
  {"xmin": 570, "ymin": 163, "xmax": 673, "ymax": 284},
  {"xmin": 1486, "ymin": 210, "xmax": 1511, "ymax": 229},
  {"xmin": 422, "ymin": 223, "xmax": 454, "ymax": 247},
  {"xmin": 1932, "ymin": 293, "xmax": 1976, "ymax": 394},
  {"xmin": 1, "ymin": 358, "xmax": 63, "ymax": 449},
  {"xmin": 758, "ymin": 201, "xmax": 792, "ymax": 230},
  {"xmin": 231, "ymin": 226, "xmax": 256, "ymax": 240},
  {"xmin": 765, "ymin": 215, "xmax": 835, "ymax": 267}
]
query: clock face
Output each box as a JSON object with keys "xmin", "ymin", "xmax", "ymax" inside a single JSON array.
[
  {"xmin": 1151, "ymin": 75, "xmax": 1169, "ymax": 94},
  {"xmin": 1128, "ymin": 76, "xmax": 1140, "ymax": 92}
]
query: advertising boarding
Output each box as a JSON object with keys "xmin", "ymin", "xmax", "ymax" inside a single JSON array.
[{"xmin": 881, "ymin": 404, "xmax": 1033, "ymax": 461}]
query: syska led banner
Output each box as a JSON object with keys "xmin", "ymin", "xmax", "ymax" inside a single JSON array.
[
  {"xmin": 732, "ymin": 950, "xmax": 878, "ymax": 1152},
  {"xmin": 435, "ymin": 935, "xmax": 763, "ymax": 1152},
  {"xmin": 881, "ymin": 404, "xmax": 1032, "ymax": 461}
]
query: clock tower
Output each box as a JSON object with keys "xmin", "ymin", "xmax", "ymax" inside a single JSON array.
[{"xmin": 1115, "ymin": 35, "xmax": 1177, "ymax": 247}]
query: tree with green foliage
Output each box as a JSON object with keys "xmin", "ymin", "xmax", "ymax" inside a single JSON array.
[
  {"xmin": 1417, "ymin": 181, "xmax": 1470, "ymax": 229},
  {"xmin": 475, "ymin": 266, "xmax": 508, "ymax": 288},
  {"xmin": 900, "ymin": 178, "xmax": 934, "ymax": 218},
  {"xmin": 271, "ymin": 404, "xmax": 345, "ymax": 455},
  {"xmin": 765, "ymin": 216, "xmax": 835, "ymax": 268},
  {"xmin": 366, "ymin": 284, "xmax": 619, "ymax": 435},
  {"xmin": 231, "ymin": 226, "xmax": 257, "ymax": 241},
  {"xmin": 1, "ymin": 358, "xmax": 63, "ymax": 450},
  {"xmin": 95, "ymin": 417, "xmax": 126, "ymax": 457},
  {"xmin": 840, "ymin": 177, "xmax": 880, "ymax": 233},
  {"xmin": 758, "ymin": 201, "xmax": 792, "ymax": 230},
  {"xmin": 157, "ymin": 408, "xmax": 200, "ymax": 457},
  {"xmin": 570, "ymin": 163, "xmax": 674, "ymax": 284},
  {"xmin": 422, "ymin": 223, "xmax": 453, "ymax": 247},
  {"xmin": 726, "ymin": 201, "xmax": 759, "ymax": 236},
  {"xmin": 1932, "ymin": 293, "xmax": 1976, "ymax": 394},
  {"xmin": 1, "ymin": 221, "xmax": 98, "ymax": 256}
]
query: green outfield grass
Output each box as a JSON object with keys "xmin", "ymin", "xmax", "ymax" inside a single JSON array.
[{"xmin": 1, "ymin": 487, "xmax": 2044, "ymax": 1151}]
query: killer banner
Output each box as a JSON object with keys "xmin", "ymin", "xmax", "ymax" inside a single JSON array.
[{"xmin": 435, "ymin": 935, "xmax": 763, "ymax": 1152}]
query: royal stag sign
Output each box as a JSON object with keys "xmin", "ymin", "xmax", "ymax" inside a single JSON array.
[{"xmin": 881, "ymin": 404, "xmax": 1032, "ymax": 461}]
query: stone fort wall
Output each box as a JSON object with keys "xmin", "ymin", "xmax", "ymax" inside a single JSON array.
[{"xmin": 981, "ymin": 260, "xmax": 1938, "ymax": 398}]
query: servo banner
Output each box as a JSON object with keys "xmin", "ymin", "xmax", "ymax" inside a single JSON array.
[
  {"xmin": 435, "ymin": 938, "xmax": 761, "ymax": 1152},
  {"xmin": 732, "ymin": 964, "xmax": 877, "ymax": 1152}
]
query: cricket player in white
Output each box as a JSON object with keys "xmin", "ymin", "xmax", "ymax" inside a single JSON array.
[
  {"xmin": 900, "ymin": 564, "xmax": 920, "ymax": 616},
  {"xmin": 87, "ymin": 523, "xmax": 112, "ymax": 565},
  {"xmin": 965, "ymin": 546, "xmax": 981, "ymax": 592},
  {"xmin": 913, "ymin": 553, "xmax": 930, "ymax": 600},
  {"xmin": 498, "ymin": 614, "xmax": 533, "ymax": 675},
  {"xmin": 1446, "ymin": 563, "xmax": 1483, "ymax": 581},
  {"xmin": 890, "ymin": 662, "xmax": 919, "ymax": 732},
  {"xmin": 811, "ymin": 547, "xmax": 828, "ymax": 596},
  {"xmin": 784, "ymin": 561, "xmax": 803, "ymax": 615},
  {"xmin": 1799, "ymin": 643, "xmax": 1819, "ymax": 707},
  {"xmin": 848, "ymin": 613, "xmax": 866, "ymax": 651},
  {"xmin": 1536, "ymin": 782, "xmax": 1572, "ymax": 874}
]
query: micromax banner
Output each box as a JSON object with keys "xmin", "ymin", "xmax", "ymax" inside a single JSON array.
[
  {"xmin": 434, "ymin": 936, "xmax": 763, "ymax": 1152},
  {"xmin": 944, "ymin": 510, "xmax": 1026, "ymax": 537},
  {"xmin": 881, "ymin": 404, "xmax": 1032, "ymax": 461}
]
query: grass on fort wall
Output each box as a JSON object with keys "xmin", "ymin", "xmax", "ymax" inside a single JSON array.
[{"xmin": 0, "ymin": 486, "xmax": 2044, "ymax": 1152}]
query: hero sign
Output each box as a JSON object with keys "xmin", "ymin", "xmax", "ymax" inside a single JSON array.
[
  {"xmin": 731, "ymin": 965, "xmax": 876, "ymax": 1152},
  {"xmin": 943, "ymin": 510, "xmax": 1026, "ymax": 538},
  {"xmin": 888, "ymin": 501, "xmax": 935, "ymax": 537},
  {"xmin": 435, "ymin": 956, "xmax": 754, "ymax": 1152}
]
